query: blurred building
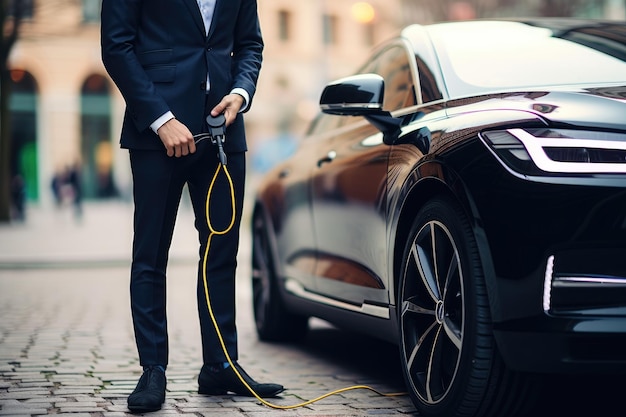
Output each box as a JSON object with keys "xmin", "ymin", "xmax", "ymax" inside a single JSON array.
[
  {"xmin": 6, "ymin": 0, "xmax": 626, "ymax": 205},
  {"xmin": 7, "ymin": 0, "xmax": 402, "ymax": 205},
  {"xmin": 8, "ymin": 0, "xmax": 119, "ymax": 204}
]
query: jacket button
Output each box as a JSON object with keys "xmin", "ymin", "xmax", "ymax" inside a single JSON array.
[{"xmin": 200, "ymin": 82, "xmax": 207, "ymax": 90}]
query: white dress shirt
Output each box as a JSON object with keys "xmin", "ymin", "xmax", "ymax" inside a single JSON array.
[{"xmin": 197, "ymin": 0, "xmax": 216, "ymax": 35}]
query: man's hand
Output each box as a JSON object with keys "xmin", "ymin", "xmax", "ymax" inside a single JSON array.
[
  {"xmin": 211, "ymin": 93, "xmax": 244, "ymax": 128},
  {"xmin": 157, "ymin": 118, "xmax": 196, "ymax": 157}
]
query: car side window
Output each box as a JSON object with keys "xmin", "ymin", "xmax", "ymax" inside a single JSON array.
[
  {"xmin": 361, "ymin": 45, "xmax": 417, "ymax": 112},
  {"xmin": 306, "ymin": 112, "xmax": 344, "ymax": 136},
  {"xmin": 415, "ymin": 55, "xmax": 444, "ymax": 103},
  {"xmin": 307, "ymin": 43, "xmax": 418, "ymax": 137},
  {"xmin": 409, "ymin": 31, "xmax": 444, "ymax": 104}
]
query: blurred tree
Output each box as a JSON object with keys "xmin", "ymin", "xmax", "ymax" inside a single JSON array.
[{"xmin": 0, "ymin": 0, "xmax": 26, "ymax": 222}]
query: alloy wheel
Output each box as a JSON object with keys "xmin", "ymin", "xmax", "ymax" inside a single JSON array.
[
  {"xmin": 400, "ymin": 219, "xmax": 464, "ymax": 405},
  {"xmin": 251, "ymin": 213, "xmax": 272, "ymax": 331}
]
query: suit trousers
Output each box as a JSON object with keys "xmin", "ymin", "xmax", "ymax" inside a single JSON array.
[{"xmin": 128, "ymin": 138, "xmax": 246, "ymax": 368}]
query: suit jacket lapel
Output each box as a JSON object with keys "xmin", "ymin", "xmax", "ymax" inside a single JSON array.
[{"xmin": 181, "ymin": 0, "xmax": 207, "ymax": 37}]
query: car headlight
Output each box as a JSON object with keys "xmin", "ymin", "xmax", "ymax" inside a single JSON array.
[{"xmin": 480, "ymin": 128, "xmax": 626, "ymax": 175}]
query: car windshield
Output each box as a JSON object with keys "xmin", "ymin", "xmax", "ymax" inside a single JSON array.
[{"xmin": 427, "ymin": 21, "xmax": 626, "ymax": 98}]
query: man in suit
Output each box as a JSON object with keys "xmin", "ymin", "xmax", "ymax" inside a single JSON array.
[{"xmin": 101, "ymin": 0, "xmax": 283, "ymax": 412}]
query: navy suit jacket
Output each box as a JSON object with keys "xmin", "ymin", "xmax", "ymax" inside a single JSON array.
[{"xmin": 101, "ymin": 0, "xmax": 263, "ymax": 152}]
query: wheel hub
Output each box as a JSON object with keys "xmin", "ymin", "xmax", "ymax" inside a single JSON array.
[{"xmin": 435, "ymin": 299, "xmax": 445, "ymax": 324}]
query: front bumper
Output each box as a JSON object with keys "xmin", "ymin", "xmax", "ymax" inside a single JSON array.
[
  {"xmin": 494, "ymin": 314, "xmax": 626, "ymax": 373},
  {"xmin": 545, "ymin": 248, "xmax": 626, "ymax": 317},
  {"xmin": 493, "ymin": 245, "xmax": 626, "ymax": 374}
]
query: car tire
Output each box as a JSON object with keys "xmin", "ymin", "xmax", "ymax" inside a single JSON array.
[
  {"xmin": 398, "ymin": 197, "xmax": 535, "ymax": 417},
  {"xmin": 251, "ymin": 210, "xmax": 308, "ymax": 342}
]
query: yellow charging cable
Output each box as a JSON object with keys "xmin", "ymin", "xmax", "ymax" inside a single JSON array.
[{"xmin": 201, "ymin": 159, "xmax": 406, "ymax": 409}]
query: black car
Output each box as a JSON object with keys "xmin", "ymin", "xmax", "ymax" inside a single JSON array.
[{"xmin": 250, "ymin": 18, "xmax": 626, "ymax": 417}]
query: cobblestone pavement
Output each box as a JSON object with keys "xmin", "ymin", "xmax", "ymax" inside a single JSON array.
[
  {"xmin": 0, "ymin": 202, "xmax": 417, "ymax": 416},
  {"xmin": 0, "ymin": 202, "xmax": 622, "ymax": 417}
]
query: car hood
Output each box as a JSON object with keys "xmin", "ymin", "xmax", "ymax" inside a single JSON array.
[{"xmin": 446, "ymin": 83, "xmax": 626, "ymax": 131}]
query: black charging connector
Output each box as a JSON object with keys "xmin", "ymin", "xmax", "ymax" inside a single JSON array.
[{"xmin": 206, "ymin": 114, "xmax": 227, "ymax": 166}]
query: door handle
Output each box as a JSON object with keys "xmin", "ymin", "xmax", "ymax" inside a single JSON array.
[{"xmin": 317, "ymin": 150, "xmax": 337, "ymax": 167}]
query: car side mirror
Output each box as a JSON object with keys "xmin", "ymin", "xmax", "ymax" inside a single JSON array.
[
  {"xmin": 320, "ymin": 73, "xmax": 384, "ymax": 115},
  {"xmin": 319, "ymin": 73, "xmax": 404, "ymax": 144}
]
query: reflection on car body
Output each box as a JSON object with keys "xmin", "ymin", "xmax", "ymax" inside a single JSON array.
[{"xmin": 250, "ymin": 18, "xmax": 626, "ymax": 417}]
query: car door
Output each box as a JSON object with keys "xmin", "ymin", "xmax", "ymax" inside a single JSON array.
[
  {"xmin": 266, "ymin": 133, "xmax": 326, "ymax": 293},
  {"xmin": 310, "ymin": 42, "xmax": 418, "ymax": 314}
]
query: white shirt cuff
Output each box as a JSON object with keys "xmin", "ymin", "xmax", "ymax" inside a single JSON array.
[
  {"xmin": 231, "ymin": 88, "xmax": 250, "ymax": 112},
  {"xmin": 150, "ymin": 111, "xmax": 175, "ymax": 134}
]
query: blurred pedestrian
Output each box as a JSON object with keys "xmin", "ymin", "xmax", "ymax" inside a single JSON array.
[
  {"xmin": 67, "ymin": 163, "xmax": 83, "ymax": 220},
  {"xmin": 51, "ymin": 169, "xmax": 65, "ymax": 207},
  {"xmin": 10, "ymin": 174, "xmax": 26, "ymax": 222},
  {"xmin": 50, "ymin": 164, "xmax": 82, "ymax": 221}
]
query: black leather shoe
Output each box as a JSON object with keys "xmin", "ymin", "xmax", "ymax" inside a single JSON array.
[
  {"xmin": 127, "ymin": 366, "xmax": 166, "ymax": 413},
  {"xmin": 198, "ymin": 362, "xmax": 284, "ymax": 397}
]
